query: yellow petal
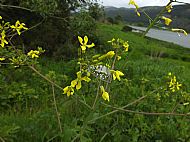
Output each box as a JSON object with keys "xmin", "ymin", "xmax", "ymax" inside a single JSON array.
[
  {"xmin": 67, "ymin": 91, "xmax": 70, "ymax": 96},
  {"xmin": 106, "ymin": 51, "xmax": 115, "ymax": 58},
  {"xmin": 172, "ymin": 28, "xmax": 188, "ymax": 36},
  {"xmin": 100, "ymin": 86, "xmax": 105, "ymax": 93},
  {"xmin": 0, "ymin": 57, "xmax": 5, "ymax": 61},
  {"xmin": 161, "ymin": 16, "xmax": 172, "ymax": 26},
  {"xmin": 71, "ymin": 79, "xmax": 77, "ymax": 87},
  {"xmin": 136, "ymin": 10, "xmax": 140, "ymax": 16},
  {"xmin": 84, "ymin": 36, "xmax": 88, "ymax": 45},
  {"xmin": 76, "ymin": 81, "xmax": 82, "ymax": 90},
  {"xmin": 112, "ymin": 73, "xmax": 116, "ymax": 80},
  {"xmin": 102, "ymin": 92, "xmax": 110, "ymax": 102},
  {"xmin": 76, "ymin": 71, "xmax": 82, "ymax": 79},
  {"xmin": 82, "ymin": 76, "xmax": 91, "ymax": 82},
  {"xmin": 81, "ymin": 45, "xmax": 86, "ymax": 51},
  {"xmin": 86, "ymin": 43, "xmax": 95, "ymax": 48},
  {"xmin": 78, "ymin": 36, "xmax": 83, "ymax": 45},
  {"xmin": 63, "ymin": 86, "xmax": 69, "ymax": 94}
]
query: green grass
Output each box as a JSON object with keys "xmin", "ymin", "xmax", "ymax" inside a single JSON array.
[
  {"xmin": 1, "ymin": 23, "xmax": 190, "ymax": 142},
  {"xmin": 96, "ymin": 23, "xmax": 190, "ymax": 86}
]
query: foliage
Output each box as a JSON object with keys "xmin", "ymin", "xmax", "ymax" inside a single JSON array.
[
  {"xmin": 0, "ymin": 1, "xmax": 190, "ymax": 141},
  {"xmin": 88, "ymin": 3, "xmax": 104, "ymax": 21},
  {"xmin": 122, "ymin": 25, "xmax": 133, "ymax": 32},
  {"xmin": 70, "ymin": 11, "xmax": 96, "ymax": 37}
]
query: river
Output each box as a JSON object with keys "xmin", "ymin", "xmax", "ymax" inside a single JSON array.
[{"xmin": 130, "ymin": 26, "xmax": 190, "ymax": 48}]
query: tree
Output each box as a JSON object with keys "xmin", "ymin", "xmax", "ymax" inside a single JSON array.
[
  {"xmin": 88, "ymin": 3, "xmax": 104, "ymax": 21},
  {"xmin": 114, "ymin": 14, "xmax": 123, "ymax": 24},
  {"xmin": 107, "ymin": 17, "xmax": 114, "ymax": 25}
]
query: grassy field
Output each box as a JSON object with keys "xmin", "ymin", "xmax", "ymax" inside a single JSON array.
[{"xmin": 0, "ymin": 23, "xmax": 190, "ymax": 142}]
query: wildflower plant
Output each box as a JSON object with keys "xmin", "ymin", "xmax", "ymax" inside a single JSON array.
[
  {"xmin": 129, "ymin": 0, "xmax": 188, "ymax": 37},
  {"xmin": 63, "ymin": 36, "xmax": 129, "ymax": 102},
  {"xmin": 0, "ymin": 16, "xmax": 45, "ymax": 67},
  {"xmin": 63, "ymin": 36, "xmax": 129, "ymax": 101},
  {"xmin": 1, "ymin": 1, "xmax": 190, "ymax": 140}
]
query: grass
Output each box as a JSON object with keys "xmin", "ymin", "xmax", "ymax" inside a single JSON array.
[{"xmin": 0, "ymin": 23, "xmax": 190, "ymax": 142}]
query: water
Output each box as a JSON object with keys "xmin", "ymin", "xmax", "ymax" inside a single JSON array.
[{"xmin": 130, "ymin": 26, "xmax": 190, "ymax": 48}]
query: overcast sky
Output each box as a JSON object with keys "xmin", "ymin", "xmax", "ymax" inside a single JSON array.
[{"xmin": 99, "ymin": 0, "xmax": 189, "ymax": 8}]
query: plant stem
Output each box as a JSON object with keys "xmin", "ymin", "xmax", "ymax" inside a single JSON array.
[
  {"xmin": 92, "ymin": 79, "xmax": 101, "ymax": 109},
  {"xmin": 88, "ymin": 95, "xmax": 147, "ymax": 123},
  {"xmin": 51, "ymin": 84, "xmax": 63, "ymax": 134},
  {"xmin": 105, "ymin": 49, "xmax": 118, "ymax": 90},
  {"xmin": 30, "ymin": 65, "xmax": 92, "ymax": 110},
  {"xmin": 142, "ymin": 1, "xmax": 172, "ymax": 38},
  {"xmin": 103, "ymin": 103, "xmax": 190, "ymax": 116},
  {"xmin": 29, "ymin": 65, "xmax": 63, "ymax": 90}
]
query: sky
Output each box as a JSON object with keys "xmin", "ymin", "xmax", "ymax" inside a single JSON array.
[{"xmin": 99, "ymin": 0, "xmax": 189, "ymax": 8}]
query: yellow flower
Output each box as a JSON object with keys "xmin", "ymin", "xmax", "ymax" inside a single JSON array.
[
  {"xmin": 100, "ymin": 86, "xmax": 109, "ymax": 102},
  {"xmin": 106, "ymin": 51, "xmax": 115, "ymax": 58},
  {"xmin": 78, "ymin": 36, "xmax": 95, "ymax": 51},
  {"xmin": 176, "ymin": 82, "xmax": 182, "ymax": 90},
  {"xmin": 123, "ymin": 41, "xmax": 129, "ymax": 52},
  {"xmin": 71, "ymin": 71, "xmax": 91, "ymax": 90},
  {"xmin": 98, "ymin": 51, "xmax": 115, "ymax": 60},
  {"xmin": 27, "ymin": 50, "xmax": 40, "ymax": 58},
  {"xmin": 63, "ymin": 86, "xmax": 74, "ymax": 97},
  {"xmin": 129, "ymin": 0, "xmax": 139, "ymax": 8},
  {"xmin": 0, "ymin": 57, "xmax": 5, "ymax": 61},
  {"xmin": 0, "ymin": 30, "xmax": 8, "ymax": 47},
  {"xmin": 117, "ymin": 56, "xmax": 121, "ymax": 61},
  {"xmin": 171, "ymin": 28, "xmax": 188, "ymax": 36},
  {"xmin": 166, "ymin": 4, "xmax": 173, "ymax": 13},
  {"xmin": 168, "ymin": 72, "xmax": 172, "ymax": 76},
  {"xmin": 129, "ymin": 0, "xmax": 140, "ymax": 16},
  {"xmin": 161, "ymin": 16, "xmax": 172, "ymax": 26},
  {"xmin": 107, "ymin": 38, "xmax": 115, "ymax": 44},
  {"xmin": 10, "ymin": 20, "xmax": 28, "ymax": 35},
  {"xmin": 0, "ymin": 16, "xmax": 2, "ymax": 19},
  {"xmin": 167, "ymin": 74, "xmax": 182, "ymax": 92},
  {"xmin": 110, "ymin": 70, "xmax": 124, "ymax": 81}
]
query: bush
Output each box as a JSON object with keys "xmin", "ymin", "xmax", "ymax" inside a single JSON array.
[{"xmin": 122, "ymin": 25, "xmax": 133, "ymax": 32}]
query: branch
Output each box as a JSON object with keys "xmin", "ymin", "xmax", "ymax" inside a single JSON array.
[
  {"xmin": 103, "ymin": 103, "xmax": 190, "ymax": 117},
  {"xmin": 88, "ymin": 95, "xmax": 148, "ymax": 123},
  {"xmin": 29, "ymin": 65, "xmax": 92, "ymax": 110},
  {"xmin": 8, "ymin": 17, "xmax": 46, "ymax": 40}
]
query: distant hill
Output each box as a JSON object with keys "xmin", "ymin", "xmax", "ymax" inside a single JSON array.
[{"xmin": 104, "ymin": 5, "xmax": 190, "ymax": 32}]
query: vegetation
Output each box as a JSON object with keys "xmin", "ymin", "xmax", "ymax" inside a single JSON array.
[
  {"xmin": 0, "ymin": 0, "xmax": 190, "ymax": 142},
  {"xmin": 105, "ymin": 4, "xmax": 190, "ymax": 31}
]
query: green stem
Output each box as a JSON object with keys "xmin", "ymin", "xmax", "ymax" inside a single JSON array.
[
  {"xmin": 142, "ymin": 1, "xmax": 172, "ymax": 38},
  {"xmin": 51, "ymin": 84, "xmax": 63, "ymax": 134},
  {"xmin": 88, "ymin": 95, "xmax": 147, "ymax": 123},
  {"xmin": 103, "ymin": 103, "xmax": 190, "ymax": 116},
  {"xmin": 92, "ymin": 79, "xmax": 101, "ymax": 109}
]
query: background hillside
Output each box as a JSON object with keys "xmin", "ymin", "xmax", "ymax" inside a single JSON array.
[{"xmin": 105, "ymin": 4, "xmax": 190, "ymax": 31}]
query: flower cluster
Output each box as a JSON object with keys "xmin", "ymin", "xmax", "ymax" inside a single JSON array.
[
  {"xmin": 167, "ymin": 72, "xmax": 182, "ymax": 92},
  {"xmin": 63, "ymin": 36, "xmax": 128, "ymax": 102},
  {"xmin": 63, "ymin": 71, "xmax": 91, "ymax": 96},
  {"xmin": 10, "ymin": 20, "xmax": 28, "ymax": 35},
  {"xmin": 108, "ymin": 38, "xmax": 129, "ymax": 52},
  {"xmin": 0, "ymin": 16, "xmax": 44, "ymax": 67}
]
